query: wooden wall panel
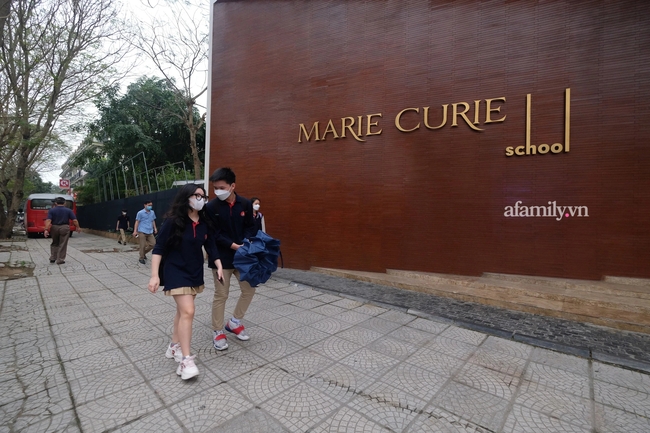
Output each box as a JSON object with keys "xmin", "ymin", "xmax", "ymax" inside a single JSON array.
[{"xmin": 210, "ymin": 0, "xmax": 650, "ymax": 280}]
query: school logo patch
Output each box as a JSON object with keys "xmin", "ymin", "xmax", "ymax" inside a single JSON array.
[{"xmin": 240, "ymin": 211, "xmax": 245, "ymax": 216}]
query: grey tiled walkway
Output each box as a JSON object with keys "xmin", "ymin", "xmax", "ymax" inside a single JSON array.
[{"xmin": 1, "ymin": 233, "xmax": 649, "ymax": 432}]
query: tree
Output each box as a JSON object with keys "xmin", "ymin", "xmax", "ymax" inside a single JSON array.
[
  {"xmin": 128, "ymin": 0, "xmax": 209, "ymax": 179},
  {"xmin": 0, "ymin": 0, "xmax": 127, "ymax": 238},
  {"xmin": 75, "ymin": 77, "xmax": 205, "ymax": 179}
]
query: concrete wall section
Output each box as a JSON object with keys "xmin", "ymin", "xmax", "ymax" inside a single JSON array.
[{"xmin": 209, "ymin": 0, "xmax": 650, "ymax": 280}]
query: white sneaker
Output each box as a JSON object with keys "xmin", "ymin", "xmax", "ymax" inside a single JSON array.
[
  {"xmin": 176, "ymin": 355, "xmax": 199, "ymax": 380},
  {"xmin": 165, "ymin": 343, "xmax": 183, "ymax": 363},
  {"xmin": 225, "ymin": 320, "xmax": 250, "ymax": 341},
  {"xmin": 213, "ymin": 330, "xmax": 229, "ymax": 350}
]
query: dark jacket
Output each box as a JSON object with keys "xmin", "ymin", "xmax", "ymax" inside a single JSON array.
[
  {"xmin": 152, "ymin": 217, "xmax": 219, "ymax": 290},
  {"xmin": 205, "ymin": 193, "xmax": 256, "ymax": 269}
]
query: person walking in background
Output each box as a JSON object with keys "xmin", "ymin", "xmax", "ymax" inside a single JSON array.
[
  {"xmin": 116, "ymin": 209, "xmax": 130, "ymax": 245},
  {"xmin": 44, "ymin": 197, "xmax": 81, "ymax": 265},
  {"xmin": 206, "ymin": 167, "xmax": 257, "ymax": 350},
  {"xmin": 148, "ymin": 184, "xmax": 223, "ymax": 380},
  {"xmin": 251, "ymin": 197, "xmax": 266, "ymax": 233},
  {"xmin": 133, "ymin": 200, "xmax": 157, "ymax": 264}
]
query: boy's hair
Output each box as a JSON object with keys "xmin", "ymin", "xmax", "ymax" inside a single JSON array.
[
  {"xmin": 143, "ymin": 200, "xmax": 152, "ymax": 205},
  {"xmin": 209, "ymin": 167, "xmax": 236, "ymax": 184}
]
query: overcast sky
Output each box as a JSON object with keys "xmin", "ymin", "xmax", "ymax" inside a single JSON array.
[{"xmin": 41, "ymin": 0, "xmax": 209, "ymax": 187}]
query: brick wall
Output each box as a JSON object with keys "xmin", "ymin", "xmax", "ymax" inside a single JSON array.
[{"xmin": 209, "ymin": 0, "xmax": 650, "ymax": 279}]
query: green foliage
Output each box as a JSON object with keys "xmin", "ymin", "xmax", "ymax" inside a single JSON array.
[{"xmin": 78, "ymin": 77, "xmax": 205, "ymax": 177}]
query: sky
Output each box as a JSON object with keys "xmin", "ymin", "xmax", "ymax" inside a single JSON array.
[{"xmin": 40, "ymin": 0, "xmax": 210, "ymax": 187}]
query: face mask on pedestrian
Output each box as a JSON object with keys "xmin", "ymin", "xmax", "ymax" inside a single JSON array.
[
  {"xmin": 146, "ymin": 205, "xmax": 152, "ymax": 211},
  {"xmin": 215, "ymin": 188, "xmax": 231, "ymax": 201},
  {"xmin": 122, "ymin": 212, "xmax": 126, "ymax": 215},
  {"xmin": 189, "ymin": 196, "xmax": 205, "ymax": 211},
  {"xmin": 253, "ymin": 204, "xmax": 260, "ymax": 211}
]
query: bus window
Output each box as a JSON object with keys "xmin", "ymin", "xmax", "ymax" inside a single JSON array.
[{"xmin": 30, "ymin": 199, "xmax": 53, "ymax": 210}]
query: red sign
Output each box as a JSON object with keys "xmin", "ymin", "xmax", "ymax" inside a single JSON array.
[{"xmin": 59, "ymin": 179, "xmax": 70, "ymax": 188}]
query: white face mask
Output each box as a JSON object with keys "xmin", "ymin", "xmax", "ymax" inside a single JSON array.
[
  {"xmin": 214, "ymin": 188, "xmax": 231, "ymax": 201},
  {"xmin": 189, "ymin": 197, "xmax": 205, "ymax": 211},
  {"xmin": 253, "ymin": 204, "xmax": 260, "ymax": 211}
]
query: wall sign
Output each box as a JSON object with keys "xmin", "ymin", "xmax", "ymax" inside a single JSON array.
[{"xmin": 298, "ymin": 88, "xmax": 571, "ymax": 158}]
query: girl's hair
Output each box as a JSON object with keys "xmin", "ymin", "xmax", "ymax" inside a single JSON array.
[
  {"xmin": 164, "ymin": 183, "xmax": 210, "ymax": 249},
  {"xmin": 251, "ymin": 196, "xmax": 260, "ymax": 204}
]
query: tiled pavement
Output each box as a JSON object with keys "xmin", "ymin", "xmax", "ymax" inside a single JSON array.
[{"xmin": 1, "ymin": 233, "xmax": 649, "ymax": 432}]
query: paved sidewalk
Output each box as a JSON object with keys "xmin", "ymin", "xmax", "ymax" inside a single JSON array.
[{"xmin": 1, "ymin": 233, "xmax": 649, "ymax": 432}]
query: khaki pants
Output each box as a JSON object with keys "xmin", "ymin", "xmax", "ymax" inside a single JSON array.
[
  {"xmin": 50, "ymin": 225, "xmax": 71, "ymax": 262},
  {"xmin": 211, "ymin": 268, "xmax": 256, "ymax": 331},
  {"xmin": 118, "ymin": 228, "xmax": 127, "ymax": 244},
  {"xmin": 138, "ymin": 233, "xmax": 155, "ymax": 260}
]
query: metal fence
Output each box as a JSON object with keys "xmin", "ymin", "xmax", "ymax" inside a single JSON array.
[
  {"xmin": 94, "ymin": 153, "xmax": 193, "ymax": 202},
  {"xmin": 77, "ymin": 188, "xmax": 182, "ymax": 231}
]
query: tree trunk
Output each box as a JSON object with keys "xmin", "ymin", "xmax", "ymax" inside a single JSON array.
[
  {"xmin": 186, "ymin": 100, "xmax": 202, "ymax": 179},
  {"xmin": 0, "ymin": 155, "xmax": 27, "ymax": 239}
]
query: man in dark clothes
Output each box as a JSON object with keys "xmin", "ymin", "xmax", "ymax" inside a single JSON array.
[
  {"xmin": 116, "ymin": 209, "xmax": 130, "ymax": 244},
  {"xmin": 44, "ymin": 197, "xmax": 80, "ymax": 264},
  {"xmin": 205, "ymin": 167, "xmax": 257, "ymax": 350}
]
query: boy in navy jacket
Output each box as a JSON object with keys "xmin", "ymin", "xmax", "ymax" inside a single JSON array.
[{"xmin": 206, "ymin": 167, "xmax": 257, "ymax": 350}]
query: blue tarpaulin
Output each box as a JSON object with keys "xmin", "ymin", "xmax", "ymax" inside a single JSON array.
[{"xmin": 233, "ymin": 230, "xmax": 281, "ymax": 287}]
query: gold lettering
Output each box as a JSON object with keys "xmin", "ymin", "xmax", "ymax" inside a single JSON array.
[
  {"xmin": 551, "ymin": 143, "xmax": 563, "ymax": 153},
  {"xmin": 452, "ymin": 102, "xmax": 484, "ymax": 131},
  {"xmin": 366, "ymin": 113, "xmax": 382, "ymax": 136},
  {"xmin": 515, "ymin": 146, "xmax": 525, "ymax": 156},
  {"xmin": 322, "ymin": 119, "xmax": 339, "ymax": 140},
  {"xmin": 298, "ymin": 122, "xmax": 320, "ymax": 143},
  {"xmin": 423, "ymin": 105, "xmax": 448, "ymax": 130},
  {"xmin": 473, "ymin": 100, "xmax": 480, "ymax": 124},
  {"xmin": 395, "ymin": 107, "xmax": 420, "ymax": 132},
  {"xmin": 485, "ymin": 97, "xmax": 506, "ymax": 123},
  {"xmin": 505, "ymin": 146, "xmax": 514, "ymax": 156},
  {"xmin": 341, "ymin": 117, "xmax": 365, "ymax": 142},
  {"xmin": 357, "ymin": 115, "xmax": 363, "ymax": 138}
]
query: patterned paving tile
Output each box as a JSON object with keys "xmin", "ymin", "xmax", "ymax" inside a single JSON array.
[
  {"xmin": 69, "ymin": 364, "xmax": 144, "ymax": 404},
  {"xmin": 76, "ymin": 383, "xmax": 162, "ymax": 432},
  {"xmin": 389, "ymin": 326, "xmax": 437, "ymax": 346},
  {"xmin": 514, "ymin": 381, "xmax": 592, "ymax": 429},
  {"xmin": 407, "ymin": 407, "xmax": 493, "ymax": 433},
  {"xmin": 260, "ymin": 382, "xmax": 340, "ymax": 433},
  {"xmin": 366, "ymin": 335, "xmax": 421, "ymax": 360},
  {"xmin": 339, "ymin": 348, "xmax": 400, "ymax": 375},
  {"xmin": 502, "ymin": 404, "xmax": 591, "ymax": 433},
  {"xmin": 407, "ymin": 348, "xmax": 465, "ymax": 377},
  {"xmin": 348, "ymin": 391, "xmax": 421, "ymax": 432},
  {"xmin": 524, "ymin": 362, "xmax": 590, "ymax": 399},
  {"xmin": 594, "ymin": 380, "xmax": 650, "ymax": 418},
  {"xmin": 230, "ymin": 365, "xmax": 300, "ymax": 404},
  {"xmin": 169, "ymin": 384, "xmax": 254, "ymax": 432},
  {"xmin": 245, "ymin": 336, "xmax": 302, "ymax": 363},
  {"xmin": 149, "ymin": 369, "xmax": 223, "ymax": 405},
  {"xmin": 594, "ymin": 403, "xmax": 650, "ymax": 433},
  {"xmin": 431, "ymin": 381, "xmax": 510, "ymax": 432},
  {"xmin": 530, "ymin": 347, "xmax": 589, "ymax": 375},
  {"xmin": 593, "ymin": 361, "xmax": 650, "ymax": 394},
  {"xmin": 311, "ymin": 317, "xmax": 355, "ymax": 334},
  {"xmin": 311, "ymin": 336, "xmax": 362, "ymax": 361},
  {"xmin": 454, "ymin": 363, "xmax": 520, "ymax": 400},
  {"xmin": 467, "ymin": 346, "xmax": 529, "ymax": 377},
  {"xmin": 311, "ymin": 406, "xmax": 392, "ymax": 433},
  {"xmin": 336, "ymin": 326, "xmax": 385, "ymax": 346},
  {"xmin": 111, "ymin": 409, "xmax": 183, "ymax": 432}
]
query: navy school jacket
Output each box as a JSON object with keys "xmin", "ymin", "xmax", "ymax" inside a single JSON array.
[{"xmin": 205, "ymin": 193, "xmax": 256, "ymax": 269}]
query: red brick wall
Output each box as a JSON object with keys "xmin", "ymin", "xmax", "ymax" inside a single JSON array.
[{"xmin": 209, "ymin": 0, "xmax": 650, "ymax": 280}]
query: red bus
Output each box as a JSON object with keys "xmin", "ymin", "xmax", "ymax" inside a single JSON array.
[{"xmin": 25, "ymin": 194, "xmax": 77, "ymax": 238}]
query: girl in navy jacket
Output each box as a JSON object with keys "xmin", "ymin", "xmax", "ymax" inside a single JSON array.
[{"xmin": 148, "ymin": 184, "xmax": 223, "ymax": 380}]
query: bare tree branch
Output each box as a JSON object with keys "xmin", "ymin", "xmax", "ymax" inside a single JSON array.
[
  {"xmin": 127, "ymin": 0, "xmax": 208, "ymax": 179},
  {"xmin": 0, "ymin": 0, "xmax": 130, "ymax": 237}
]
